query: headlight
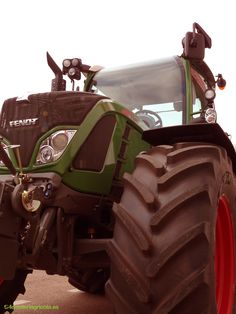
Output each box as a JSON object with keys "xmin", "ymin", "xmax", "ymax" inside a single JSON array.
[
  {"xmin": 38, "ymin": 145, "xmax": 54, "ymax": 164},
  {"xmin": 51, "ymin": 131, "xmax": 69, "ymax": 151},
  {"xmin": 205, "ymin": 108, "xmax": 217, "ymax": 123},
  {"xmin": 36, "ymin": 130, "xmax": 76, "ymax": 165}
]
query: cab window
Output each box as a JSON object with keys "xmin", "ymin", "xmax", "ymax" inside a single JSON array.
[{"xmin": 95, "ymin": 57, "xmax": 186, "ymax": 129}]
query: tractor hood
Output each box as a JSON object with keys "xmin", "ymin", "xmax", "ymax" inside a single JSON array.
[{"xmin": 0, "ymin": 91, "xmax": 106, "ymax": 167}]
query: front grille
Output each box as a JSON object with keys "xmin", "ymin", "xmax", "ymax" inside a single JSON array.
[{"xmin": 0, "ymin": 91, "xmax": 107, "ymax": 166}]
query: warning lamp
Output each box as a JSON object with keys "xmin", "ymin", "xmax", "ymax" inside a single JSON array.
[{"xmin": 216, "ymin": 74, "xmax": 226, "ymax": 90}]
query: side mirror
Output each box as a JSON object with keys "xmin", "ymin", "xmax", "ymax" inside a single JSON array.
[{"xmin": 182, "ymin": 23, "xmax": 212, "ymax": 60}]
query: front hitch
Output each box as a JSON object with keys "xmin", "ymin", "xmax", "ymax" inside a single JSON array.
[
  {"xmin": 0, "ymin": 179, "xmax": 43, "ymax": 279},
  {"xmin": 11, "ymin": 184, "xmax": 42, "ymax": 220}
]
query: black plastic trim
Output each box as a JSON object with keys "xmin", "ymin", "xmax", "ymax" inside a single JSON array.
[{"xmin": 143, "ymin": 123, "xmax": 236, "ymax": 173}]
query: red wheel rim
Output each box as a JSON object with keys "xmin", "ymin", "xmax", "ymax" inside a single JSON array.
[
  {"xmin": 215, "ymin": 195, "xmax": 235, "ymax": 313},
  {"xmin": 0, "ymin": 278, "xmax": 3, "ymax": 285}
]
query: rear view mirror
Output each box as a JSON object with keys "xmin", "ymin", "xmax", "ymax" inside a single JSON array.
[{"xmin": 182, "ymin": 23, "xmax": 212, "ymax": 60}]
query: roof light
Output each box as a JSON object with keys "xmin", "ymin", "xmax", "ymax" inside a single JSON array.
[
  {"xmin": 63, "ymin": 59, "xmax": 71, "ymax": 68},
  {"xmin": 68, "ymin": 68, "xmax": 76, "ymax": 77},
  {"xmin": 205, "ymin": 89, "xmax": 216, "ymax": 101},
  {"xmin": 72, "ymin": 58, "xmax": 80, "ymax": 67}
]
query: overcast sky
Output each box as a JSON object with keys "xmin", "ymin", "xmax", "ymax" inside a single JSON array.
[{"xmin": 0, "ymin": 0, "xmax": 235, "ymax": 139}]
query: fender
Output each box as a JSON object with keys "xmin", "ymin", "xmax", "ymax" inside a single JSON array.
[{"xmin": 143, "ymin": 123, "xmax": 236, "ymax": 173}]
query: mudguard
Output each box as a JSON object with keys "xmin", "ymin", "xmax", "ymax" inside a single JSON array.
[{"xmin": 143, "ymin": 123, "xmax": 236, "ymax": 173}]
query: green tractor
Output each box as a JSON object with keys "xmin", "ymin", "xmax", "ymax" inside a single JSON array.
[{"xmin": 0, "ymin": 23, "xmax": 235, "ymax": 313}]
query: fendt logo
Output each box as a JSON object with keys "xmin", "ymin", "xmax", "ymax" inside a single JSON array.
[{"xmin": 9, "ymin": 118, "xmax": 39, "ymax": 128}]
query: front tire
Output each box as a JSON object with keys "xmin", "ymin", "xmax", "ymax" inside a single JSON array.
[
  {"xmin": 106, "ymin": 143, "xmax": 236, "ymax": 313},
  {"xmin": 0, "ymin": 270, "xmax": 30, "ymax": 314}
]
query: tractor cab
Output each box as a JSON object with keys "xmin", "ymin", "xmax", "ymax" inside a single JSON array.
[
  {"xmin": 92, "ymin": 56, "xmax": 204, "ymax": 128},
  {"xmin": 83, "ymin": 22, "xmax": 226, "ymax": 129}
]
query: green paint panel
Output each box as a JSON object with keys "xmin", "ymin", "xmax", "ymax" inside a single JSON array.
[{"xmin": 182, "ymin": 59, "xmax": 193, "ymax": 123}]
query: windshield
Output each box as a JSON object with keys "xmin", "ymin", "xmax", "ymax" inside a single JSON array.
[{"xmin": 94, "ymin": 57, "xmax": 185, "ymax": 129}]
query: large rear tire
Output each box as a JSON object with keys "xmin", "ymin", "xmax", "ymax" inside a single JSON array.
[
  {"xmin": 106, "ymin": 143, "xmax": 236, "ymax": 313},
  {"xmin": 0, "ymin": 270, "xmax": 30, "ymax": 314}
]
